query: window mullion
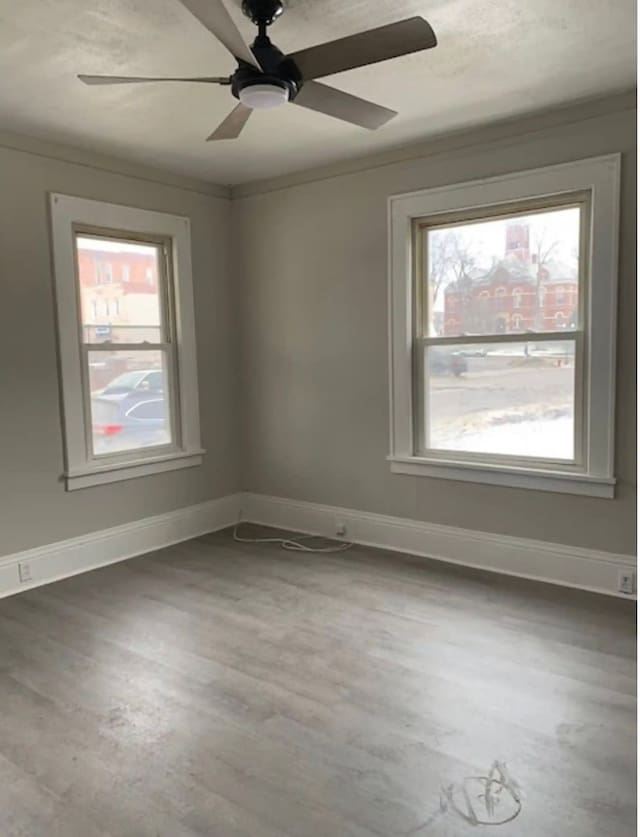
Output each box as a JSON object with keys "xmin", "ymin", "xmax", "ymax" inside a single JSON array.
[
  {"xmin": 418, "ymin": 331, "xmax": 580, "ymax": 348},
  {"xmin": 81, "ymin": 342, "xmax": 169, "ymax": 352}
]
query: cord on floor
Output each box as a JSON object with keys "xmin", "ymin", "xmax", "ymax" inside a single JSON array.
[{"xmin": 232, "ymin": 523, "xmax": 353, "ymax": 553}]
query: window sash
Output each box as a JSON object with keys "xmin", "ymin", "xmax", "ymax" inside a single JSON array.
[
  {"xmin": 80, "ymin": 343, "xmax": 182, "ymax": 464},
  {"xmin": 73, "ymin": 229, "xmax": 182, "ymax": 466},
  {"xmin": 74, "ymin": 228, "xmax": 174, "ymax": 346},
  {"xmin": 415, "ymin": 193, "xmax": 589, "ymax": 342},
  {"xmin": 413, "ymin": 334, "xmax": 585, "ymax": 468}
]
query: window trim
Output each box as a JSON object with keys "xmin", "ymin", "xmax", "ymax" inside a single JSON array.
[
  {"xmin": 50, "ymin": 194, "xmax": 204, "ymax": 490},
  {"xmin": 387, "ymin": 155, "xmax": 621, "ymax": 498}
]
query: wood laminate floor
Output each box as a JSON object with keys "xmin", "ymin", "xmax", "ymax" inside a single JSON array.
[{"xmin": 0, "ymin": 525, "xmax": 635, "ymax": 836}]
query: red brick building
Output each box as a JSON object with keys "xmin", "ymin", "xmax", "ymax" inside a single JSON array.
[
  {"xmin": 77, "ymin": 244, "xmax": 160, "ymax": 342},
  {"xmin": 442, "ymin": 223, "xmax": 578, "ymax": 336}
]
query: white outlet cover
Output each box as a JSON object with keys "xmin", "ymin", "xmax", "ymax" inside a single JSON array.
[
  {"xmin": 18, "ymin": 563, "xmax": 32, "ymax": 583},
  {"xmin": 618, "ymin": 572, "xmax": 635, "ymax": 594}
]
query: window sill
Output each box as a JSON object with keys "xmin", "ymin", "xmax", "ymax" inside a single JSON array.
[
  {"xmin": 388, "ymin": 456, "xmax": 615, "ymax": 498},
  {"xmin": 65, "ymin": 449, "xmax": 205, "ymax": 490}
]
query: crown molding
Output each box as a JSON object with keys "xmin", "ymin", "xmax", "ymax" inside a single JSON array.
[
  {"xmin": 1, "ymin": 89, "xmax": 634, "ymax": 200},
  {"xmin": 230, "ymin": 89, "xmax": 637, "ymax": 199},
  {"xmin": 0, "ymin": 127, "xmax": 231, "ymax": 199}
]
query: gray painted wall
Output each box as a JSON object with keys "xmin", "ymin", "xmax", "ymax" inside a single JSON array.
[
  {"xmin": 233, "ymin": 105, "xmax": 636, "ymax": 555},
  {"xmin": 0, "ymin": 144, "xmax": 238, "ymax": 556},
  {"xmin": 0, "ymin": 101, "xmax": 635, "ymax": 560}
]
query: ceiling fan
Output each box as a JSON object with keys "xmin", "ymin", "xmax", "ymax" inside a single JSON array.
[{"xmin": 78, "ymin": 0, "xmax": 437, "ymax": 141}]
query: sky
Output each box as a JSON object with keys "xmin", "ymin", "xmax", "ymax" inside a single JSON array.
[{"xmin": 76, "ymin": 235, "xmax": 157, "ymax": 256}]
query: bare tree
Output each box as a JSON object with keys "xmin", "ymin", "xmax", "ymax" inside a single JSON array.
[
  {"xmin": 427, "ymin": 232, "xmax": 453, "ymax": 310},
  {"xmin": 531, "ymin": 227, "xmax": 560, "ymax": 330},
  {"xmin": 427, "ymin": 230, "xmax": 480, "ymax": 335},
  {"xmin": 447, "ymin": 231, "xmax": 479, "ymax": 283},
  {"xmin": 429, "ymin": 229, "xmax": 478, "ymax": 334},
  {"xmin": 428, "ymin": 230, "xmax": 478, "ymax": 302}
]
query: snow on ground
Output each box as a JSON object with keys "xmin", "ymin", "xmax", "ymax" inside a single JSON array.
[{"xmin": 432, "ymin": 416, "xmax": 573, "ymax": 460}]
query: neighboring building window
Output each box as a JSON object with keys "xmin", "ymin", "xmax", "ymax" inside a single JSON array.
[
  {"xmin": 121, "ymin": 264, "xmax": 130, "ymax": 283},
  {"xmin": 91, "ymin": 299, "xmax": 98, "ymax": 319},
  {"xmin": 50, "ymin": 194, "xmax": 203, "ymax": 490},
  {"xmin": 146, "ymin": 266, "xmax": 154, "ymax": 285},
  {"xmin": 388, "ymin": 155, "xmax": 620, "ymax": 497},
  {"xmin": 103, "ymin": 262, "xmax": 113, "ymax": 284}
]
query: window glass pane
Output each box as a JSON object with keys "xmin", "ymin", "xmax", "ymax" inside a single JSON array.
[
  {"xmin": 76, "ymin": 235, "xmax": 164, "ymax": 344},
  {"xmin": 88, "ymin": 350, "xmax": 171, "ymax": 455},
  {"xmin": 424, "ymin": 206, "xmax": 581, "ymax": 337},
  {"xmin": 424, "ymin": 341, "xmax": 575, "ymax": 460}
]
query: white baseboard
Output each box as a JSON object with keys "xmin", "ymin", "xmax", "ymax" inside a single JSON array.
[
  {"xmin": 0, "ymin": 493, "xmax": 242, "ymax": 599},
  {"xmin": 1, "ymin": 491, "xmax": 635, "ymax": 600},
  {"xmin": 240, "ymin": 493, "xmax": 637, "ymax": 599}
]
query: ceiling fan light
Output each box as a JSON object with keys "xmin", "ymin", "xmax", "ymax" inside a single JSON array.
[{"xmin": 238, "ymin": 82, "xmax": 289, "ymax": 110}]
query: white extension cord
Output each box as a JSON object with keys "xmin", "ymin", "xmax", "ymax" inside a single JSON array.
[{"xmin": 232, "ymin": 522, "xmax": 353, "ymax": 553}]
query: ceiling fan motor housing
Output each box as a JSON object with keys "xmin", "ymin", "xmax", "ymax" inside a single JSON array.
[{"xmin": 232, "ymin": 35, "xmax": 302, "ymax": 104}]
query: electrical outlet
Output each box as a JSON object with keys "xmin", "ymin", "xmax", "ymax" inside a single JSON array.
[
  {"xmin": 18, "ymin": 562, "xmax": 32, "ymax": 583},
  {"xmin": 335, "ymin": 519, "xmax": 347, "ymax": 538},
  {"xmin": 618, "ymin": 571, "xmax": 635, "ymax": 595}
]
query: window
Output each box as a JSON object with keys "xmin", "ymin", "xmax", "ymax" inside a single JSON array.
[
  {"xmin": 121, "ymin": 264, "xmax": 130, "ymax": 283},
  {"xmin": 50, "ymin": 194, "xmax": 203, "ymax": 490},
  {"xmin": 389, "ymin": 155, "xmax": 620, "ymax": 497}
]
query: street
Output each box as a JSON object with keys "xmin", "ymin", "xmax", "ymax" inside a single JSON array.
[{"xmin": 427, "ymin": 357, "xmax": 575, "ymax": 458}]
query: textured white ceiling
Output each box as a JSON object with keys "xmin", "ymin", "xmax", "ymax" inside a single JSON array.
[{"xmin": 0, "ymin": 0, "xmax": 635, "ymax": 185}]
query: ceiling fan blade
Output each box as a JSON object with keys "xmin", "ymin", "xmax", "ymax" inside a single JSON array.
[
  {"xmin": 288, "ymin": 17, "xmax": 437, "ymax": 81},
  {"xmin": 207, "ymin": 103, "xmax": 252, "ymax": 140},
  {"xmin": 78, "ymin": 74, "xmax": 230, "ymax": 85},
  {"xmin": 294, "ymin": 81, "xmax": 396, "ymax": 130},
  {"xmin": 178, "ymin": 0, "xmax": 259, "ymax": 68}
]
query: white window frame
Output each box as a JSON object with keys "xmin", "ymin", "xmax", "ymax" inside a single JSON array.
[
  {"xmin": 388, "ymin": 155, "xmax": 620, "ymax": 498},
  {"xmin": 50, "ymin": 194, "xmax": 204, "ymax": 490}
]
